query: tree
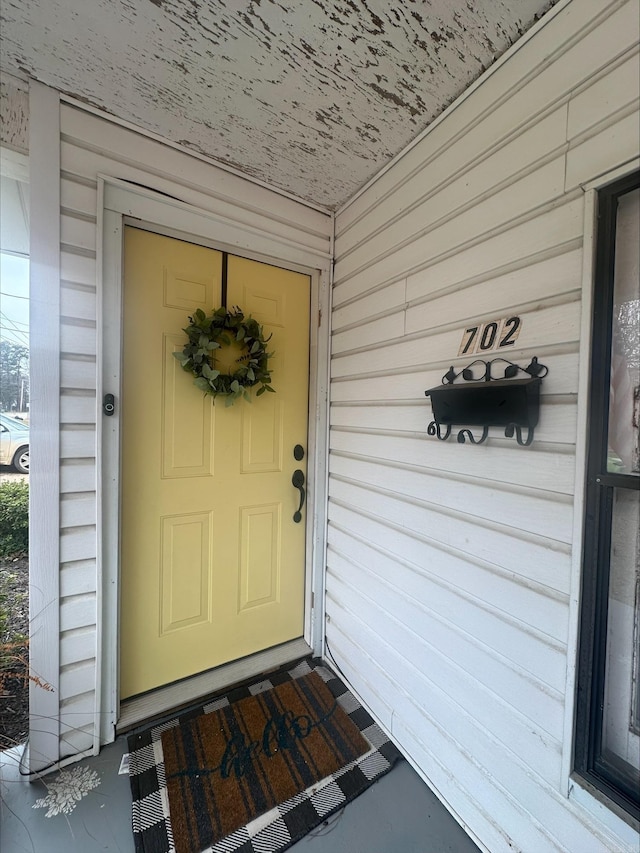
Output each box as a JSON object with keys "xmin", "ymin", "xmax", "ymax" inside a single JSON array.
[{"xmin": 0, "ymin": 341, "xmax": 29, "ymax": 412}]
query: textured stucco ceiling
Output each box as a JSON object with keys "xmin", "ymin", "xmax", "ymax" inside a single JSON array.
[{"xmin": 0, "ymin": 0, "xmax": 555, "ymax": 209}]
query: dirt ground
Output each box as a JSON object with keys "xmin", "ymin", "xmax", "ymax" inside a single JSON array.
[{"xmin": 0, "ymin": 555, "xmax": 29, "ymax": 749}]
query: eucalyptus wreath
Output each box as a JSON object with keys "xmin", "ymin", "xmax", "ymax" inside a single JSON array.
[{"xmin": 173, "ymin": 306, "xmax": 274, "ymax": 404}]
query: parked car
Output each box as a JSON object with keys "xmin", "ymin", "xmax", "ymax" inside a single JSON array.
[{"xmin": 0, "ymin": 414, "xmax": 29, "ymax": 473}]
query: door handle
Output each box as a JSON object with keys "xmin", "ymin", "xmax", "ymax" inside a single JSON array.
[{"xmin": 292, "ymin": 469, "xmax": 305, "ymax": 523}]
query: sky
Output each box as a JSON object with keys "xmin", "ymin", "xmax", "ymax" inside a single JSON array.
[{"xmin": 0, "ymin": 252, "xmax": 29, "ymax": 348}]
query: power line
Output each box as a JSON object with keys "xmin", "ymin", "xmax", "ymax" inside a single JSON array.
[
  {"xmin": 0, "ymin": 328, "xmax": 29, "ymax": 341},
  {"xmin": 0, "ymin": 315, "xmax": 28, "ymax": 331},
  {"xmin": 0, "ymin": 325, "xmax": 29, "ymax": 336},
  {"xmin": 0, "ymin": 312, "xmax": 29, "ymax": 344},
  {"xmin": 0, "ymin": 292, "xmax": 30, "ymax": 302},
  {"xmin": 0, "ymin": 311, "xmax": 29, "ymax": 332},
  {"xmin": 0, "ymin": 333, "xmax": 29, "ymax": 347},
  {"xmin": 0, "ymin": 316, "xmax": 28, "ymax": 330}
]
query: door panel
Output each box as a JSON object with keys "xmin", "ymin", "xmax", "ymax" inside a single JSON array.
[
  {"xmin": 160, "ymin": 511, "xmax": 213, "ymax": 633},
  {"xmin": 120, "ymin": 228, "xmax": 310, "ymax": 699},
  {"xmin": 239, "ymin": 503, "xmax": 281, "ymax": 609},
  {"xmin": 241, "ymin": 400, "xmax": 283, "ymax": 473},
  {"xmin": 162, "ymin": 334, "xmax": 216, "ymax": 477}
]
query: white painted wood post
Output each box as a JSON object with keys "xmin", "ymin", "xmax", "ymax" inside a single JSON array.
[{"xmin": 28, "ymin": 80, "xmax": 61, "ymax": 774}]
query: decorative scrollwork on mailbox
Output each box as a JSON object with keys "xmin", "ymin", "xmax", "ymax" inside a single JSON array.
[{"xmin": 424, "ymin": 357, "xmax": 548, "ymax": 446}]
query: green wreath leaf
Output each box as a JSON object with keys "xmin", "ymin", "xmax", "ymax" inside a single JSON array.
[{"xmin": 173, "ymin": 306, "xmax": 275, "ymax": 404}]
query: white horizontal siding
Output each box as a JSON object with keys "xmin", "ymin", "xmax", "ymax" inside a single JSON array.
[
  {"xmin": 60, "ymin": 284, "xmax": 96, "ymax": 323},
  {"xmin": 332, "ymin": 566, "xmax": 563, "ymax": 777},
  {"xmin": 60, "ymin": 355, "xmax": 97, "ymax": 391},
  {"xmin": 328, "ymin": 527, "xmax": 565, "ymax": 728},
  {"xmin": 331, "ymin": 350, "xmax": 580, "ymax": 403},
  {"xmin": 60, "ymin": 172, "xmax": 97, "ymax": 215},
  {"xmin": 338, "ymin": 106, "xmax": 569, "ymax": 257},
  {"xmin": 335, "ymin": 194, "xmax": 584, "ymax": 308},
  {"xmin": 335, "ymin": 153, "xmax": 568, "ymax": 287},
  {"xmin": 52, "ymin": 102, "xmax": 332, "ymax": 762},
  {"xmin": 565, "ymin": 107, "xmax": 640, "ymax": 191},
  {"xmin": 60, "ymin": 627, "xmax": 95, "ymax": 667},
  {"xmin": 58, "ymin": 151, "xmax": 99, "ymax": 769},
  {"xmin": 60, "ymin": 594, "xmax": 95, "ymax": 635},
  {"xmin": 406, "ymin": 249, "xmax": 582, "ymax": 334},
  {"xmin": 59, "ymin": 725, "xmax": 96, "ymax": 758},
  {"xmin": 60, "ymin": 427, "xmax": 96, "ymax": 460},
  {"xmin": 60, "ymin": 393, "xmax": 97, "ymax": 425},
  {"xmin": 60, "ymin": 460, "xmax": 96, "ymax": 494},
  {"xmin": 329, "ymin": 499, "xmax": 569, "ymax": 646},
  {"xmin": 330, "ymin": 398, "xmax": 577, "ymax": 445},
  {"xmin": 332, "ymin": 300, "xmax": 581, "ymax": 380},
  {"xmin": 60, "ymin": 562, "xmax": 98, "ymax": 597},
  {"xmin": 61, "ymin": 212, "xmax": 96, "ymax": 252},
  {"xmin": 329, "ymin": 2, "xmax": 639, "ymax": 852},
  {"xmin": 60, "ymin": 526, "xmax": 97, "ymax": 564},
  {"xmin": 58, "ymin": 678, "xmax": 96, "ymax": 759},
  {"xmin": 334, "ymin": 247, "xmax": 582, "ymax": 333},
  {"xmin": 566, "ymin": 48, "xmax": 639, "ymax": 140},
  {"xmin": 335, "ymin": 171, "xmax": 576, "ymax": 304},
  {"xmin": 329, "ymin": 453, "xmax": 574, "ymax": 544},
  {"xmin": 329, "ymin": 477, "xmax": 572, "ymax": 594},
  {"xmin": 330, "ymin": 429, "xmax": 576, "ymax": 495}
]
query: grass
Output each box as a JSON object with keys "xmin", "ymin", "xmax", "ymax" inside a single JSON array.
[
  {"xmin": 0, "ymin": 481, "xmax": 32, "ymax": 749},
  {"xmin": 0, "ymin": 480, "xmax": 28, "ymax": 557}
]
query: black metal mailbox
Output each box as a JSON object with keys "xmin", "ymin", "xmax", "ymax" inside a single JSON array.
[{"xmin": 424, "ymin": 357, "xmax": 548, "ymax": 445}]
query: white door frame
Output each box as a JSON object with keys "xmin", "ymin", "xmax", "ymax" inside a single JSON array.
[{"xmin": 97, "ymin": 176, "xmax": 330, "ymax": 743}]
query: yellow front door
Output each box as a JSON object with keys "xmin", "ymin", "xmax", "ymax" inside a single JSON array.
[{"xmin": 120, "ymin": 227, "xmax": 311, "ymax": 699}]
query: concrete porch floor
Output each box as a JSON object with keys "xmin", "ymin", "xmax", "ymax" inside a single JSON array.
[{"xmin": 1, "ymin": 735, "xmax": 480, "ymax": 853}]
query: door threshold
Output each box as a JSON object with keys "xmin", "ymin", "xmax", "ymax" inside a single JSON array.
[{"xmin": 117, "ymin": 637, "xmax": 312, "ymax": 732}]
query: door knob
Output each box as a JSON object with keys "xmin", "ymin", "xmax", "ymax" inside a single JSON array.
[{"xmin": 292, "ymin": 469, "xmax": 305, "ymax": 523}]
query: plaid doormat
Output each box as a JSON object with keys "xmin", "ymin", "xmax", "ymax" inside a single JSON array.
[{"xmin": 127, "ymin": 657, "xmax": 401, "ymax": 853}]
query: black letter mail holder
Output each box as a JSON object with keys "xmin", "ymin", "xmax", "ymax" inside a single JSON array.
[{"xmin": 425, "ymin": 357, "xmax": 548, "ymax": 446}]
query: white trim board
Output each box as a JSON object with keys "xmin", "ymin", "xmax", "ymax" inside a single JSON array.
[
  {"xmin": 27, "ymin": 80, "xmax": 61, "ymax": 775},
  {"xmin": 103, "ymin": 180, "xmax": 330, "ymax": 265},
  {"xmin": 98, "ymin": 177, "xmax": 330, "ymax": 743}
]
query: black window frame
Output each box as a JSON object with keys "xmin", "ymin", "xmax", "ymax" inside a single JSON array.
[{"xmin": 574, "ymin": 170, "xmax": 640, "ymax": 822}]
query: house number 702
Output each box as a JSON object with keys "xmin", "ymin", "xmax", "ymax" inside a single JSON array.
[{"xmin": 458, "ymin": 316, "xmax": 522, "ymax": 356}]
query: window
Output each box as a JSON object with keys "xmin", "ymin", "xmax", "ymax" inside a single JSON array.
[{"xmin": 575, "ymin": 171, "xmax": 640, "ymax": 821}]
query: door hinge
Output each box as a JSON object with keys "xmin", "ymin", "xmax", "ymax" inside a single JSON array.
[{"xmin": 318, "ymin": 309, "xmax": 322, "ymax": 327}]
